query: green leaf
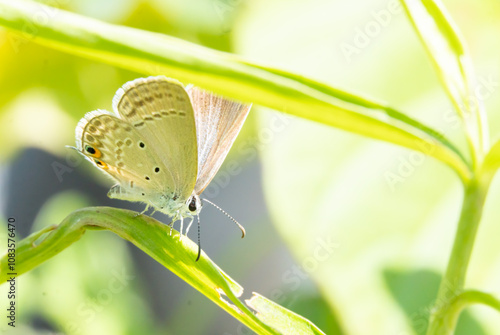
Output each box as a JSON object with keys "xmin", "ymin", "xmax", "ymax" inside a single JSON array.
[
  {"xmin": 400, "ymin": 0, "xmax": 489, "ymax": 165},
  {"xmin": 0, "ymin": 207, "xmax": 325, "ymax": 335},
  {"xmin": 0, "ymin": 0, "xmax": 470, "ymax": 182},
  {"xmin": 246, "ymin": 293, "xmax": 326, "ymax": 335}
]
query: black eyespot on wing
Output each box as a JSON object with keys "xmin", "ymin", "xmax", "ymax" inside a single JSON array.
[
  {"xmin": 85, "ymin": 146, "xmax": 96, "ymax": 154},
  {"xmin": 145, "ymin": 176, "xmax": 150, "ymax": 180},
  {"xmin": 154, "ymin": 167, "xmax": 160, "ymax": 173},
  {"xmin": 139, "ymin": 141, "xmax": 145, "ymax": 148}
]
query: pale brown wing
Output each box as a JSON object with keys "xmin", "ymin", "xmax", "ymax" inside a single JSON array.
[
  {"xmin": 75, "ymin": 110, "xmax": 171, "ymax": 196},
  {"xmin": 112, "ymin": 76, "xmax": 198, "ymax": 200},
  {"xmin": 186, "ymin": 86, "xmax": 251, "ymax": 194}
]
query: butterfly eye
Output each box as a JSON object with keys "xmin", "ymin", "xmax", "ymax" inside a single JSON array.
[
  {"xmin": 188, "ymin": 198, "xmax": 197, "ymax": 212},
  {"xmin": 94, "ymin": 159, "xmax": 108, "ymax": 169},
  {"xmin": 85, "ymin": 145, "xmax": 101, "ymax": 158}
]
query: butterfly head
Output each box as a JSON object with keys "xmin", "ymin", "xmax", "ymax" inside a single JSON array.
[
  {"xmin": 152, "ymin": 192, "xmax": 202, "ymax": 218},
  {"xmin": 187, "ymin": 194, "xmax": 202, "ymax": 215}
]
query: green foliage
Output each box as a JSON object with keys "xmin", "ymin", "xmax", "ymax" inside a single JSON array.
[
  {"xmin": 0, "ymin": 207, "xmax": 325, "ymax": 334},
  {"xmin": 0, "ymin": 0, "xmax": 500, "ymax": 334},
  {"xmin": 0, "ymin": 0, "xmax": 470, "ymax": 182},
  {"xmin": 400, "ymin": 0, "xmax": 488, "ymax": 169}
]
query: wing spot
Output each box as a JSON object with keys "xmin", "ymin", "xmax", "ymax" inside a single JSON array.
[
  {"xmin": 130, "ymin": 181, "xmax": 134, "ymax": 188},
  {"xmin": 115, "ymin": 148, "xmax": 122, "ymax": 154},
  {"xmin": 155, "ymin": 167, "xmax": 160, "ymax": 173},
  {"xmin": 88, "ymin": 126, "xmax": 97, "ymax": 133},
  {"xmin": 124, "ymin": 126, "xmax": 133, "ymax": 132},
  {"xmin": 178, "ymin": 111, "xmax": 186, "ymax": 116},
  {"xmin": 125, "ymin": 139, "xmax": 133, "ymax": 146},
  {"xmin": 91, "ymin": 133, "xmax": 104, "ymax": 140},
  {"xmin": 143, "ymin": 116, "xmax": 154, "ymax": 121},
  {"xmin": 125, "ymin": 108, "xmax": 137, "ymax": 117},
  {"xmin": 152, "ymin": 112, "xmax": 161, "ymax": 118},
  {"xmin": 169, "ymin": 109, "xmax": 177, "ymax": 115},
  {"xmin": 85, "ymin": 134, "xmax": 95, "ymax": 143},
  {"xmin": 93, "ymin": 120, "xmax": 102, "ymax": 127},
  {"xmin": 145, "ymin": 176, "xmax": 150, "ymax": 181},
  {"xmin": 117, "ymin": 162, "xmax": 125, "ymax": 168},
  {"xmin": 133, "ymin": 121, "xmax": 145, "ymax": 128},
  {"xmin": 94, "ymin": 159, "xmax": 108, "ymax": 169},
  {"xmin": 161, "ymin": 111, "xmax": 169, "ymax": 116},
  {"xmin": 85, "ymin": 145, "xmax": 103, "ymax": 159},
  {"xmin": 135, "ymin": 100, "xmax": 145, "ymax": 107},
  {"xmin": 116, "ymin": 140, "xmax": 124, "ymax": 147},
  {"xmin": 139, "ymin": 141, "xmax": 145, "ymax": 148},
  {"xmin": 85, "ymin": 146, "xmax": 95, "ymax": 154},
  {"xmin": 145, "ymin": 96, "xmax": 154, "ymax": 103}
]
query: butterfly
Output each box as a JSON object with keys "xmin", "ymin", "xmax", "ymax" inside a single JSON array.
[{"xmin": 73, "ymin": 76, "xmax": 251, "ymax": 259}]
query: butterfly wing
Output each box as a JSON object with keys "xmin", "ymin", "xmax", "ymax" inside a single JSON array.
[
  {"xmin": 112, "ymin": 76, "xmax": 198, "ymax": 201},
  {"xmin": 75, "ymin": 110, "xmax": 173, "ymax": 202},
  {"xmin": 186, "ymin": 86, "xmax": 251, "ymax": 194}
]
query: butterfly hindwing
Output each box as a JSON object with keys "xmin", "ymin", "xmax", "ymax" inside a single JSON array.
[{"xmin": 75, "ymin": 110, "xmax": 175, "ymax": 199}]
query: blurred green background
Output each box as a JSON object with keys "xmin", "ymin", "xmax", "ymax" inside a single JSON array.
[{"xmin": 0, "ymin": 0, "xmax": 500, "ymax": 334}]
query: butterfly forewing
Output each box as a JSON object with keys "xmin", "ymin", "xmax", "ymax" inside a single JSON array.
[
  {"xmin": 75, "ymin": 110, "xmax": 173, "ymax": 195},
  {"xmin": 187, "ymin": 86, "xmax": 251, "ymax": 194},
  {"xmin": 112, "ymin": 76, "xmax": 198, "ymax": 200}
]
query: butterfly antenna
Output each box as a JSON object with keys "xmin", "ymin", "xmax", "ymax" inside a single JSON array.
[
  {"xmin": 201, "ymin": 198, "xmax": 246, "ymax": 238},
  {"xmin": 196, "ymin": 215, "xmax": 201, "ymax": 262}
]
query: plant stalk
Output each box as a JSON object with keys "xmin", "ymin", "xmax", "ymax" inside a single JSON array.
[{"xmin": 426, "ymin": 178, "xmax": 488, "ymax": 334}]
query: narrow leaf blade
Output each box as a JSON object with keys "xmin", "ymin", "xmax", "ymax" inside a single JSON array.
[
  {"xmin": 0, "ymin": 207, "xmax": 326, "ymax": 335},
  {"xmin": 401, "ymin": 0, "xmax": 488, "ymax": 160},
  {"xmin": 0, "ymin": 0, "xmax": 471, "ymax": 182}
]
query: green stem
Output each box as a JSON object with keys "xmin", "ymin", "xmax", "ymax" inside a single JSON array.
[
  {"xmin": 447, "ymin": 290, "xmax": 500, "ymax": 325},
  {"xmin": 426, "ymin": 178, "xmax": 488, "ymax": 334}
]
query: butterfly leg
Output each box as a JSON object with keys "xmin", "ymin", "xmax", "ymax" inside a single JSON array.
[
  {"xmin": 179, "ymin": 215, "xmax": 184, "ymax": 240},
  {"xmin": 185, "ymin": 217, "xmax": 194, "ymax": 236},
  {"xmin": 168, "ymin": 219, "xmax": 174, "ymax": 236},
  {"xmin": 168, "ymin": 212, "xmax": 179, "ymax": 236},
  {"xmin": 135, "ymin": 204, "xmax": 150, "ymax": 217}
]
